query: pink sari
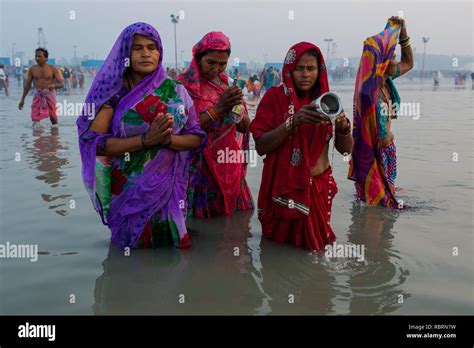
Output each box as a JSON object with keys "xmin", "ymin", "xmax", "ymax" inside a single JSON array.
[{"xmin": 177, "ymin": 32, "xmax": 254, "ymax": 218}]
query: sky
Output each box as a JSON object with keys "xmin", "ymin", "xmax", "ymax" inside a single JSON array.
[{"xmin": 1, "ymin": 0, "xmax": 472, "ymax": 66}]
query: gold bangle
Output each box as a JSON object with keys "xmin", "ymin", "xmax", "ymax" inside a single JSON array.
[
  {"xmin": 285, "ymin": 116, "xmax": 294, "ymax": 133},
  {"xmin": 205, "ymin": 110, "xmax": 216, "ymax": 123},
  {"xmin": 399, "ymin": 36, "xmax": 410, "ymax": 43},
  {"xmin": 208, "ymin": 107, "xmax": 219, "ymax": 120},
  {"xmin": 400, "ymin": 38, "xmax": 411, "ymax": 48}
]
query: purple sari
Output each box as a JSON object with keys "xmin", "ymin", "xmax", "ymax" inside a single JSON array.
[{"xmin": 77, "ymin": 22, "xmax": 205, "ymax": 248}]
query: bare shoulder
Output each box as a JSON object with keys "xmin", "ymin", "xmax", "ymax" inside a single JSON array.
[
  {"xmin": 45, "ymin": 64, "xmax": 56, "ymax": 72},
  {"xmin": 50, "ymin": 65, "xmax": 60, "ymax": 74},
  {"xmin": 28, "ymin": 65, "xmax": 40, "ymax": 76}
]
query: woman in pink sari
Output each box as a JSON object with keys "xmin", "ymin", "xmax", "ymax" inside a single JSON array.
[{"xmin": 178, "ymin": 32, "xmax": 254, "ymax": 218}]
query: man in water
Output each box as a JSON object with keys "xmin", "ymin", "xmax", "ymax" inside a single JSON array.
[
  {"xmin": 0, "ymin": 64, "xmax": 8, "ymax": 96},
  {"xmin": 18, "ymin": 48, "xmax": 63, "ymax": 126}
]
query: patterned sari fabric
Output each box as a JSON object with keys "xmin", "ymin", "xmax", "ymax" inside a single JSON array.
[
  {"xmin": 77, "ymin": 22, "xmax": 205, "ymax": 249},
  {"xmin": 177, "ymin": 32, "xmax": 254, "ymax": 218},
  {"xmin": 380, "ymin": 143, "xmax": 397, "ymax": 192},
  {"xmin": 249, "ymin": 42, "xmax": 336, "ymax": 251},
  {"xmin": 348, "ymin": 19, "xmax": 403, "ymax": 209}
]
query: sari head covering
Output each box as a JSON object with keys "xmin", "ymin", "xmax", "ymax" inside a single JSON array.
[
  {"xmin": 178, "ymin": 31, "xmax": 231, "ymax": 102},
  {"xmin": 177, "ymin": 31, "xmax": 237, "ymax": 145},
  {"xmin": 77, "ymin": 22, "xmax": 205, "ymax": 247},
  {"xmin": 177, "ymin": 32, "xmax": 254, "ymax": 217},
  {"xmin": 348, "ymin": 18, "xmax": 402, "ymax": 208},
  {"xmin": 249, "ymin": 41, "xmax": 332, "ymax": 221}
]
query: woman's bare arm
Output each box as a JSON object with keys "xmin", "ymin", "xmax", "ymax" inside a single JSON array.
[
  {"xmin": 167, "ymin": 134, "xmax": 201, "ymax": 151},
  {"xmin": 236, "ymin": 113, "xmax": 250, "ymax": 133},
  {"xmin": 396, "ymin": 18, "xmax": 414, "ymax": 76},
  {"xmin": 335, "ymin": 132, "xmax": 353, "ymax": 155},
  {"xmin": 255, "ymin": 123, "xmax": 289, "ymax": 156},
  {"xmin": 89, "ymin": 105, "xmax": 144, "ymax": 156},
  {"xmin": 334, "ymin": 113, "xmax": 353, "ymax": 154}
]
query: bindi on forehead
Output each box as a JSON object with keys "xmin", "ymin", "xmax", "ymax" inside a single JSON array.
[{"xmin": 295, "ymin": 63, "xmax": 317, "ymax": 67}]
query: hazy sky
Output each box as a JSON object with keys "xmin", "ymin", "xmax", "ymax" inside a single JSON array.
[{"xmin": 1, "ymin": 0, "xmax": 472, "ymax": 66}]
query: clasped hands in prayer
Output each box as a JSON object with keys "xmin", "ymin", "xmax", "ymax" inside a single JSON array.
[{"xmin": 143, "ymin": 113, "xmax": 174, "ymax": 147}]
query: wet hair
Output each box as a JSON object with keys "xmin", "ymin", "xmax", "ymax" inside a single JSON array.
[
  {"xmin": 195, "ymin": 49, "xmax": 231, "ymax": 61},
  {"xmin": 35, "ymin": 48, "xmax": 49, "ymax": 58}
]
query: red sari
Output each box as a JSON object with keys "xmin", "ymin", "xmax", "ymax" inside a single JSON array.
[
  {"xmin": 178, "ymin": 32, "xmax": 254, "ymax": 218},
  {"xmin": 249, "ymin": 42, "xmax": 337, "ymax": 251}
]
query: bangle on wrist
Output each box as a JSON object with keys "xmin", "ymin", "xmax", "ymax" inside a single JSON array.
[
  {"xmin": 205, "ymin": 109, "xmax": 216, "ymax": 123},
  {"xmin": 141, "ymin": 133, "xmax": 150, "ymax": 149},
  {"xmin": 208, "ymin": 107, "xmax": 219, "ymax": 121},
  {"xmin": 400, "ymin": 40, "xmax": 411, "ymax": 47},
  {"xmin": 399, "ymin": 37, "xmax": 411, "ymax": 48},
  {"xmin": 285, "ymin": 115, "xmax": 294, "ymax": 133}
]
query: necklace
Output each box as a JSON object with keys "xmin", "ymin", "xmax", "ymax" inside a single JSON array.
[{"xmin": 213, "ymin": 78, "xmax": 222, "ymax": 86}]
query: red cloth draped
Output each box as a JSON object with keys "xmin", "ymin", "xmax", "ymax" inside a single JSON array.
[
  {"xmin": 249, "ymin": 42, "xmax": 332, "ymax": 219},
  {"xmin": 268, "ymin": 168, "xmax": 337, "ymax": 250},
  {"xmin": 178, "ymin": 32, "xmax": 252, "ymax": 217}
]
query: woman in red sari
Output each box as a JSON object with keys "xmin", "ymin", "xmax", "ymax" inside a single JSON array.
[
  {"xmin": 178, "ymin": 32, "xmax": 254, "ymax": 218},
  {"xmin": 249, "ymin": 42, "xmax": 353, "ymax": 251}
]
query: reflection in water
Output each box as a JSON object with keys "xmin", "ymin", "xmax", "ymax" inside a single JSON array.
[
  {"xmin": 345, "ymin": 201, "xmax": 410, "ymax": 314},
  {"xmin": 94, "ymin": 210, "xmax": 262, "ymax": 315},
  {"xmin": 246, "ymin": 221, "xmax": 273, "ymax": 315},
  {"xmin": 22, "ymin": 126, "xmax": 71, "ymax": 215},
  {"xmin": 257, "ymin": 239, "xmax": 337, "ymax": 315},
  {"xmin": 93, "ymin": 198, "xmax": 413, "ymax": 315},
  {"xmin": 94, "ymin": 244, "xmax": 191, "ymax": 315},
  {"xmin": 93, "ymin": 201, "xmax": 410, "ymax": 315}
]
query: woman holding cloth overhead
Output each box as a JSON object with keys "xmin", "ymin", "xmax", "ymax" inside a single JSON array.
[{"xmin": 348, "ymin": 16, "xmax": 413, "ymax": 208}]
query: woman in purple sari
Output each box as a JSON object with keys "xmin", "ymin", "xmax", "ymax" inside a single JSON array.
[{"xmin": 77, "ymin": 23, "xmax": 205, "ymax": 249}]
